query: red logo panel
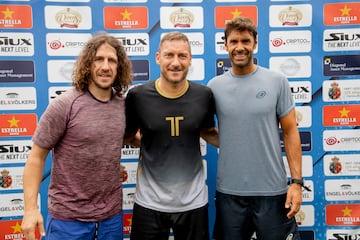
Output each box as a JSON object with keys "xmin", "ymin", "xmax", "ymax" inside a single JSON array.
[
  {"xmin": 215, "ymin": 6, "xmax": 258, "ymax": 29},
  {"xmin": 324, "ymin": 3, "xmax": 360, "ymax": 25},
  {"xmin": 0, "ymin": 220, "xmax": 40, "ymax": 239},
  {"xmin": 0, "ymin": 5, "xmax": 32, "ymax": 29},
  {"xmin": 104, "ymin": 7, "xmax": 148, "ymax": 30},
  {"xmin": 0, "ymin": 114, "xmax": 37, "ymax": 137},
  {"xmin": 326, "ymin": 204, "xmax": 360, "ymax": 226},
  {"xmin": 323, "ymin": 104, "xmax": 360, "ymax": 126}
]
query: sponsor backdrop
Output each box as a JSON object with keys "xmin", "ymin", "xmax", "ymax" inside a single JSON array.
[{"xmin": 0, "ymin": 0, "xmax": 359, "ymax": 239}]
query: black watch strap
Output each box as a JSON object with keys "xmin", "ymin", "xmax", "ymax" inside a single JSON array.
[
  {"xmin": 288, "ymin": 178, "xmax": 311, "ymax": 191},
  {"xmin": 290, "ymin": 178, "xmax": 304, "ymax": 186}
]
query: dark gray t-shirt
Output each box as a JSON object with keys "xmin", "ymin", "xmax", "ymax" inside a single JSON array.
[
  {"xmin": 125, "ymin": 80, "xmax": 215, "ymax": 212},
  {"xmin": 33, "ymin": 88, "xmax": 125, "ymax": 221}
]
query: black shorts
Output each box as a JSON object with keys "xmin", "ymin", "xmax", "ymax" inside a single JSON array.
[
  {"xmin": 213, "ymin": 191, "xmax": 301, "ymax": 240},
  {"xmin": 130, "ymin": 203, "xmax": 209, "ymax": 240}
]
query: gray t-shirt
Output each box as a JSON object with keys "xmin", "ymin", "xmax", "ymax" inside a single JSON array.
[
  {"xmin": 33, "ymin": 88, "xmax": 125, "ymax": 221},
  {"xmin": 208, "ymin": 66, "xmax": 294, "ymax": 196}
]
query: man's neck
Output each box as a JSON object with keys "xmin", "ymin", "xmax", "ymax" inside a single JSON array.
[
  {"xmin": 88, "ymin": 85, "xmax": 112, "ymax": 102},
  {"xmin": 232, "ymin": 63, "xmax": 257, "ymax": 76},
  {"xmin": 155, "ymin": 78, "xmax": 189, "ymax": 98}
]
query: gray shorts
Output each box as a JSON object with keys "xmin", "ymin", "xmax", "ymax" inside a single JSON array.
[{"xmin": 213, "ymin": 191, "xmax": 301, "ymax": 240}]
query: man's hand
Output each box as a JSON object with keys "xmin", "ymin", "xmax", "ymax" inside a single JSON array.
[
  {"xmin": 285, "ymin": 183, "xmax": 302, "ymax": 219},
  {"xmin": 21, "ymin": 209, "xmax": 45, "ymax": 240}
]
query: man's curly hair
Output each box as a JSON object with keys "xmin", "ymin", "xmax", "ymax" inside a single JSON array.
[{"xmin": 72, "ymin": 32, "xmax": 132, "ymax": 97}]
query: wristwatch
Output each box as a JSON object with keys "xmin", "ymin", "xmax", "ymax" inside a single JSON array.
[
  {"xmin": 290, "ymin": 178, "xmax": 304, "ymax": 186},
  {"xmin": 288, "ymin": 178, "xmax": 311, "ymax": 191}
]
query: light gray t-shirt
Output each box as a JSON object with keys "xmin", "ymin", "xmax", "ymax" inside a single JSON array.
[
  {"xmin": 33, "ymin": 88, "xmax": 125, "ymax": 221},
  {"xmin": 208, "ymin": 66, "xmax": 294, "ymax": 196}
]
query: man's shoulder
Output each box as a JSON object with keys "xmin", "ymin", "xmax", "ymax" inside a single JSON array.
[
  {"xmin": 256, "ymin": 65, "xmax": 285, "ymax": 78},
  {"xmin": 188, "ymin": 80, "xmax": 212, "ymax": 93},
  {"xmin": 207, "ymin": 71, "xmax": 229, "ymax": 87},
  {"xmin": 188, "ymin": 80, "xmax": 209, "ymax": 88},
  {"xmin": 129, "ymin": 81, "xmax": 154, "ymax": 93},
  {"xmin": 126, "ymin": 81, "xmax": 155, "ymax": 102},
  {"xmin": 52, "ymin": 87, "xmax": 83, "ymax": 103}
]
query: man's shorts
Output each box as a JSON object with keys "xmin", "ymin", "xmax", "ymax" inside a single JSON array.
[
  {"xmin": 213, "ymin": 191, "xmax": 301, "ymax": 240},
  {"xmin": 130, "ymin": 203, "xmax": 209, "ymax": 240},
  {"xmin": 45, "ymin": 212, "xmax": 123, "ymax": 240}
]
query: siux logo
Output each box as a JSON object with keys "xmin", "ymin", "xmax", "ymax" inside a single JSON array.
[
  {"xmin": 325, "ymin": 33, "xmax": 360, "ymax": 41},
  {"xmin": 116, "ymin": 37, "xmax": 148, "ymax": 46},
  {"xmin": 0, "ymin": 37, "xmax": 32, "ymax": 46},
  {"xmin": 0, "ymin": 144, "xmax": 31, "ymax": 153},
  {"xmin": 329, "ymin": 233, "xmax": 360, "ymax": 240},
  {"xmin": 290, "ymin": 86, "xmax": 310, "ymax": 94}
]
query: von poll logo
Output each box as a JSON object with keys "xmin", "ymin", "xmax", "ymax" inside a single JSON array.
[{"xmin": 270, "ymin": 56, "xmax": 311, "ymax": 78}]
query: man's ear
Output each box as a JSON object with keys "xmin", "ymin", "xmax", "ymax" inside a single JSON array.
[
  {"xmin": 155, "ymin": 52, "xmax": 160, "ymax": 64},
  {"xmin": 254, "ymin": 37, "xmax": 258, "ymax": 49},
  {"xmin": 224, "ymin": 41, "xmax": 228, "ymax": 52}
]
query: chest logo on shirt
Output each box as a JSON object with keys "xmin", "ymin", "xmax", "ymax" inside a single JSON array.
[
  {"xmin": 256, "ymin": 91, "xmax": 267, "ymax": 99},
  {"xmin": 165, "ymin": 116, "xmax": 184, "ymax": 136}
]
